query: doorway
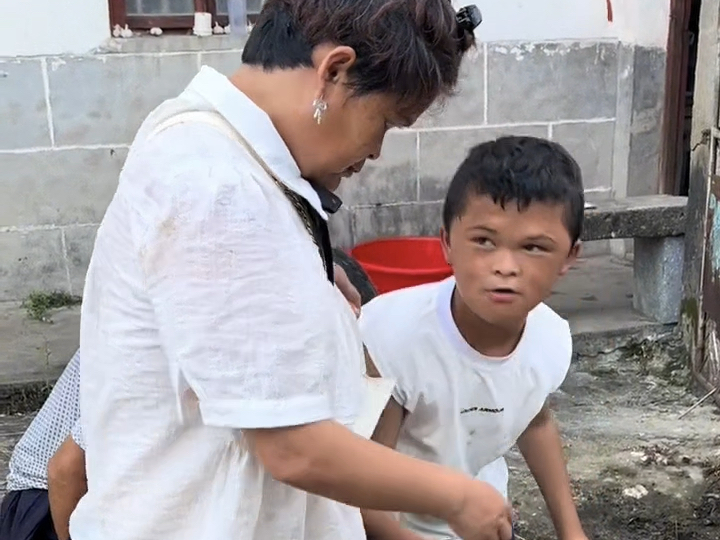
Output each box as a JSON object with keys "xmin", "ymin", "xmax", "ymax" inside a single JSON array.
[{"xmin": 660, "ymin": 0, "xmax": 702, "ymax": 196}]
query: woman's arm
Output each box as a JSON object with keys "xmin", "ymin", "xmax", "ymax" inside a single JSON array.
[
  {"xmin": 247, "ymin": 407, "xmax": 514, "ymax": 540},
  {"xmin": 246, "ymin": 419, "xmax": 506, "ymax": 529},
  {"xmin": 48, "ymin": 436, "xmax": 87, "ymax": 540}
]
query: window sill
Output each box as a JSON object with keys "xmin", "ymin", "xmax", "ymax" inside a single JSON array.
[{"xmin": 96, "ymin": 33, "xmax": 248, "ymax": 55}]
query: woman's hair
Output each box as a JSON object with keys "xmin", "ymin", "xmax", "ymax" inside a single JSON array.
[{"xmin": 242, "ymin": 0, "xmax": 476, "ymax": 110}]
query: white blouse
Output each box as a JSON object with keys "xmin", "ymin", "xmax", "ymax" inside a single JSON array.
[{"xmin": 72, "ymin": 66, "xmax": 367, "ymax": 540}]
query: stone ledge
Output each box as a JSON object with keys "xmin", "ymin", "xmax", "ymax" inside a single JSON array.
[
  {"xmin": 95, "ymin": 34, "xmax": 246, "ymax": 55},
  {"xmin": 0, "ymin": 301, "xmax": 79, "ymax": 387},
  {"xmin": 583, "ymin": 195, "xmax": 687, "ymax": 241}
]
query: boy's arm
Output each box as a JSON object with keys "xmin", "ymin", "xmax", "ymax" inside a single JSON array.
[
  {"xmin": 48, "ymin": 435, "xmax": 88, "ymax": 540},
  {"xmin": 516, "ymin": 404, "xmax": 587, "ymax": 540},
  {"xmin": 365, "ymin": 345, "xmax": 382, "ymax": 377},
  {"xmin": 361, "ymin": 398, "xmax": 426, "ymax": 540}
]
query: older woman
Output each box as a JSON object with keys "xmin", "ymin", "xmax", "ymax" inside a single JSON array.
[{"xmin": 72, "ymin": 1, "xmax": 512, "ymax": 540}]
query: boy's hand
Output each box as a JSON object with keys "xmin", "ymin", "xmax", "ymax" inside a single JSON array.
[{"xmin": 447, "ymin": 480, "xmax": 513, "ymax": 540}]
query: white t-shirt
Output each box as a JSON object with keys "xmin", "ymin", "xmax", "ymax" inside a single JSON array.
[
  {"xmin": 72, "ymin": 67, "xmax": 366, "ymax": 540},
  {"xmin": 359, "ymin": 277, "xmax": 572, "ymax": 539}
]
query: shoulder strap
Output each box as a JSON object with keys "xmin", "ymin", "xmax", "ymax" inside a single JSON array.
[{"xmin": 148, "ymin": 111, "xmax": 334, "ymax": 283}]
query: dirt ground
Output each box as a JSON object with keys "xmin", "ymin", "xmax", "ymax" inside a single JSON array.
[
  {"xmin": 1, "ymin": 339, "xmax": 719, "ymax": 540},
  {"xmin": 510, "ymin": 351, "xmax": 720, "ymax": 540}
]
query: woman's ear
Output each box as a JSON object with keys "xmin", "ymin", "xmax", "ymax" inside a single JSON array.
[{"xmin": 316, "ymin": 45, "xmax": 357, "ymax": 85}]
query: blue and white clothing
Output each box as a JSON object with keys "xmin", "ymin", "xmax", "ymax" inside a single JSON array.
[{"xmin": 6, "ymin": 350, "xmax": 83, "ymax": 492}]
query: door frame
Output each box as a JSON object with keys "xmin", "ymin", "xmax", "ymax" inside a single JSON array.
[
  {"xmin": 659, "ymin": 0, "xmax": 695, "ymax": 195},
  {"xmin": 681, "ymin": 0, "xmax": 720, "ymax": 405}
]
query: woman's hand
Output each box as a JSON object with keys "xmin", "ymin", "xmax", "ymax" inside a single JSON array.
[
  {"xmin": 334, "ymin": 263, "xmax": 362, "ymax": 316},
  {"xmin": 446, "ymin": 480, "xmax": 514, "ymax": 540}
]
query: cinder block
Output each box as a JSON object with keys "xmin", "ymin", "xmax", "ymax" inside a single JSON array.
[
  {"xmin": 48, "ymin": 54, "xmax": 198, "ymax": 146},
  {"xmin": 352, "ymin": 202, "xmax": 442, "ymax": 245},
  {"xmin": 200, "ymin": 51, "xmax": 243, "ymax": 76},
  {"xmin": 633, "ymin": 236, "xmax": 684, "ymax": 324},
  {"xmin": 0, "ymin": 148, "xmax": 127, "ymax": 228},
  {"xmin": 0, "ymin": 229, "xmax": 68, "ymax": 302},
  {"xmin": 625, "ymin": 47, "xmax": 666, "ymax": 198},
  {"xmin": 418, "ymin": 125, "xmax": 548, "ymax": 201},
  {"xmin": 487, "ymin": 42, "xmax": 618, "ymax": 124},
  {"xmin": 416, "ymin": 47, "xmax": 485, "ymax": 128},
  {"xmin": 328, "ymin": 208, "xmax": 353, "ymax": 250},
  {"xmin": 552, "ymin": 121, "xmax": 615, "ymax": 191},
  {"xmin": 0, "ymin": 58, "xmax": 51, "ymax": 149},
  {"xmin": 337, "ymin": 131, "xmax": 418, "ymax": 207},
  {"xmin": 63, "ymin": 225, "xmax": 98, "ymax": 296}
]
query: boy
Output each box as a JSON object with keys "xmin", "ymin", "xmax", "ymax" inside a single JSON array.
[{"xmin": 360, "ymin": 136, "xmax": 588, "ymax": 540}]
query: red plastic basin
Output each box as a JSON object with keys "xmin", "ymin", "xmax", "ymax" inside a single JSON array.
[{"xmin": 350, "ymin": 237, "xmax": 452, "ymax": 294}]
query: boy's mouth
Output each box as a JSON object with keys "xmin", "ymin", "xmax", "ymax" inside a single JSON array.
[{"xmin": 486, "ymin": 287, "xmax": 519, "ymax": 303}]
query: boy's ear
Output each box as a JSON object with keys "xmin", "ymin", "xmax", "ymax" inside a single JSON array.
[
  {"xmin": 559, "ymin": 241, "xmax": 581, "ymax": 277},
  {"xmin": 440, "ymin": 227, "xmax": 451, "ymax": 265}
]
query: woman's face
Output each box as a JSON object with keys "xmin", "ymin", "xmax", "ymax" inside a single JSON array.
[{"xmin": 300, "ymin": 46, "xmax": 426, "ymax": 191}]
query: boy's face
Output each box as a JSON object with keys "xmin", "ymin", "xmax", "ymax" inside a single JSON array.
[{"xmin": 441, "ymin": 194, "xmax": 580, "ymax": 328}]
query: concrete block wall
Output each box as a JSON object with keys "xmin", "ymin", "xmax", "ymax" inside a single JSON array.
[
  {"xmin": 0, "ymin": 36, "xmax": 666, "ymax": 301},
  {"xmin": 333, "ymin": 41, "xmax": 667, "ymax": 249}
]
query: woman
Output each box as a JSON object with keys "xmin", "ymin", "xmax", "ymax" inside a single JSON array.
[{"xmin": 72, "ymin": 1, "xmax": 512, "ymax": 540}]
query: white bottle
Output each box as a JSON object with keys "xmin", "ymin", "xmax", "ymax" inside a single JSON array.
[{"xmin": 227, "ymin": 0, "xmax": 248, "ymax": 36}]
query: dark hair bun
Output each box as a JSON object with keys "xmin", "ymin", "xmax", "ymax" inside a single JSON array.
[{"xmin": 455, "ymin": 4, "xmax": 481, "ymax": 53}]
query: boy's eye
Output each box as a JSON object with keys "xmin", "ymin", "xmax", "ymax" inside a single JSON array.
[
  {"xmin": 473, "ymin": 237, "xmax": 494, "ymax": 248},
  {"xmin": 524, "ymin": 244, "xmax": 548, "ymax": 253}
]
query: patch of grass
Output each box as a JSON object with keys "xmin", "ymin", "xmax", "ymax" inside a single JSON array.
[{"xmin": 22, "ymin": 290, "xmax": 81, "ymax": 322}]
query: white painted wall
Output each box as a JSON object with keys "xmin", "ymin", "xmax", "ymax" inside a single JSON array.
[
  {"xmin": 1, "ymin": 0, "xmax": 670, "ymax": 58},
  {"xmin": 0, "ymin": 0, "xmax": 109, "ymax": 57},
  {"xmin": 470, "ymin": 0, "xmax": 670, "ymax": 47},
  {"xmin": 614, "ymin": 0, "xmax": 673, "ymax": 47}
]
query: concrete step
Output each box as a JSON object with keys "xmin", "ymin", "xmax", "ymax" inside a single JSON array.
[
  {"xmin": 548, "ymin": 254, "xmax": 674, "ymax": 356},
  {"xmin": 0, "ymin": 300, "xmax": 79, "ymax": 413}
]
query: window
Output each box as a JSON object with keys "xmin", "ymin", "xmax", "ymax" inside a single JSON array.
[{"xmin": 109, "ymin": 0, "xmax": 264, "ymax": 31}]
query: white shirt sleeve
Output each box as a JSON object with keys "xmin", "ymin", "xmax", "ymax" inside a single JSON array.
[
  {"xmin": 137, "ymin": 128, "xmax": 342, "ymax": 431},
  {"xmin": 359, "ymin": 299, "xmax": 418, "ymax": 412},
  {"xmin": 550, "ymin": 319, "xmax": 573, "ymax": 393}
]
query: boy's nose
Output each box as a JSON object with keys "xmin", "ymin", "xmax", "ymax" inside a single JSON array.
[{"xmin": 492, "ymin": 250, "xmax": 520, "ymax": 277}]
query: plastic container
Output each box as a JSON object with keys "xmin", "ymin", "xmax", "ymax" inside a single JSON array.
[
  {"xmin": 192, "ymin": 12, "xmax": 213, "ymax": 37},
  {"xmin": 350, "ymin": 237, "xmax": 452, "ymax": 294},
  {"xmin": 227, "ymin": 0, "xmax": 248, "ymax": 36}
]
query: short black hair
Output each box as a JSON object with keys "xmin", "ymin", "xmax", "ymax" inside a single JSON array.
[
  {"xmin": 242, "ymin": 0, "xmax": 475, "ymax": 111},
  {"xmin": 442, "ymin": 136, "xmax": 585, "ymax": 244}
]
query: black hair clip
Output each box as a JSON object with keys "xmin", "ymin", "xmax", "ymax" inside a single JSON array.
[{"xmin": 456, "ymin": 5, "xmax": 482, "ymax": 32}]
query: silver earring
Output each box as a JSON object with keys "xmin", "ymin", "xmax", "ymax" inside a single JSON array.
[{"xmin": 312, "ymin": 98, "xmax": 327, "ymax": 125}]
